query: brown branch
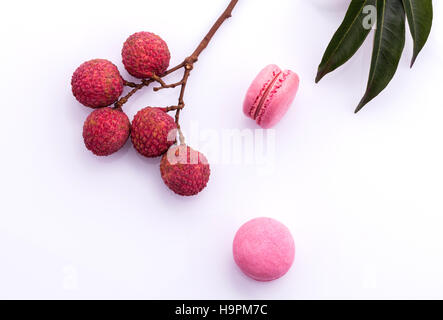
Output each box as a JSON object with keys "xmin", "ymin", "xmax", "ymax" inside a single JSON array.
[
  {"xmin": 174, "ymin": 109, "xmax": 185, "ymax": 145},
  {"xmin": 189, "ymin": 0, "xmax": 239, "ymax": 62},
  {"xmin": 123, "ymin": 79, "xmax": 138, "ymax": 88},
  {"xmin": 164, "ymin": 62, "xmax": 186, "ymax": 76},
  {"xmin": 114, "ymin": 79, "xmax": 153, "ymax": 108},
  {"xmin": 114, "ymin": 0, "xmax": 239, "ymax": 143},
  {"xmin": 165, "ymin": 105, "xmax": 184, "ymax": 112},
  {"xmin": 153, "ymin": 80, "xmax": 184, "ymax": 92}
]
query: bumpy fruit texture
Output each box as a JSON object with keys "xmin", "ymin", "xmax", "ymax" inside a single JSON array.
[
  {"xmin": 83, "ymin": 108, "xmax": 130, "ymax": 156},
  {"xmin": 131, "ymin": 107, "xmax": 177, "ymax": 158},
  {"xmin": 122, "ymin": 32, "xmax": 171, "ymax": 78},
  {"xmin": 160, "ymin": 145, "xmax": 211, "ymax": 196},
  {"xmin": 72, "ymin": 59, "xmax": 123, "ymax": 108}
]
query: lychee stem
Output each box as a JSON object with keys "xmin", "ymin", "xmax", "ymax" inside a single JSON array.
[
  {"xmin": 114, "ymin": 79, "xmax": 153, "ymax": 109},
  {"xmin": 115, "ymin": 0, "xmax": 239, "ymax": 143},
  {"xmin": 189, "ymin": 0, "xmax": 239, "ymax": 62}
]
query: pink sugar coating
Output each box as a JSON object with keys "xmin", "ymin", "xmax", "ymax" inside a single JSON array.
[
  {"xmin": 233, "ymin": 217, "xmax": 295, "ymax": 282},
  {"xmin": 243, "ymin": 64, "xmax": 300, "ymax": 128}
]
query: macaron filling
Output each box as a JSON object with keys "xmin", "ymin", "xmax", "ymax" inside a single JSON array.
[
  {"xmin": 254, "ymin": 71, "xmax": 282, "ymax": 120},
  {"xmin": 246, "ymin": 66, "xmax": 282, "ymax": 120}
]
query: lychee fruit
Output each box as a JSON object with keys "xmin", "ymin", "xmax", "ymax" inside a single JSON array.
[
  {"xmin": 131, "ymin": 107, "xmax": 177, "ymax": 158},
  {"xmin": 83, "ymin": 107, "xmax": 130, "ymax": 156},
  {"xmin": 72, "ymin": 59, "xmax": 124, "ymax": 108},
  {"xmin": 160, "ymin": 145, "xmax": 211, "ymax": 196},
  {"xmin": 122, "ymin": 32, "xmax": 171, "ymax": 79}
]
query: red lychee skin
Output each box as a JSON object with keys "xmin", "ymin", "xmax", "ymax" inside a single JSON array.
[
  {"xmin": 131, "ymin": 107, "xmax": 177, "ymax": 158},
  {"xmin": 122, "ymin": 32, "xmax": 171, "ymax": 79},
  {"xmin": 72, "ymin": 59, "xmax": 124, "ymax": 108},
  {"xmin": 83, "ymin": 108, "xmax": 130, "ymax": 156},
  {"xmin": 160, "ymin": 145, "xmax": 211, "ymax": 196}
]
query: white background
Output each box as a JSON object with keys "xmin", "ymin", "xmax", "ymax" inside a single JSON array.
[{"xmin": 1, "ymin": 0, "xmax": 442, "ymax": 299}]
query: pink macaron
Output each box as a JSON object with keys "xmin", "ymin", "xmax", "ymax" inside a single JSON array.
[
  {"xmin": 233, "ymin": 217, "xmax": 295, "ymax": 281},
  {"xmin": 243, "ymin": 64, "xmax": 300, "ymax": 128}
]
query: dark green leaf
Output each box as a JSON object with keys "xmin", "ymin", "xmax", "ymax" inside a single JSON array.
[
  {"xmin": 402, "ymin": 0, "xmax": 433, "ymax": 67},
  {"xmin": 355, "ymin": 0, "xmax": 406, "ymax": 113},
  {"xmin": 316, "ymin": 0, "xmax": 376, "ymax": 83}
]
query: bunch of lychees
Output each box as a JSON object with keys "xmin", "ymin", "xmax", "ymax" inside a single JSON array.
[{"xmin": 71, "ymin": 32, "xmax": 210, "ymax": 196}]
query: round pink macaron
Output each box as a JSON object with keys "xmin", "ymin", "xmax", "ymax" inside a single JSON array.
[
  {"xmin": 243, "ymin": 65, "xmax": 299, "ymax": 129},
  {"xmin": 233, "ymin": 217, "xmax": 295, "ymax": 281}
]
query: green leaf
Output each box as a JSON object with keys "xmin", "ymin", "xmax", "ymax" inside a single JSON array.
[
  {"xmin": 402, "ymin": 0, "xmax": 433, "ymax": 67},
  {"xmin": 355, "ymin": 0, "xmax": 406, "ymax": 113},
  {"xmin": 316, "ymin": 0, "xmax": 376, "ymax": 83}
]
